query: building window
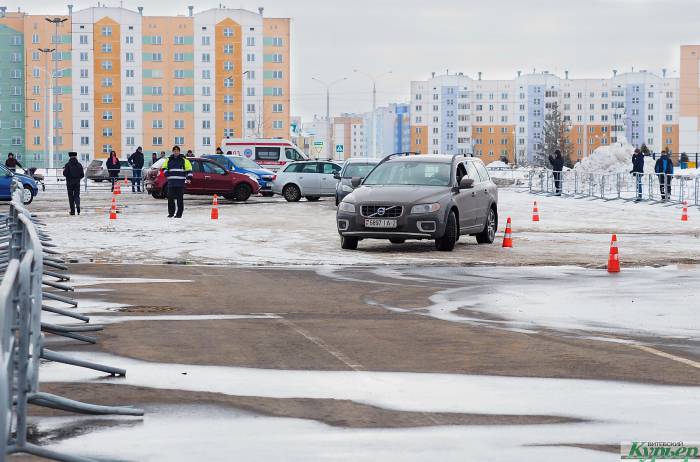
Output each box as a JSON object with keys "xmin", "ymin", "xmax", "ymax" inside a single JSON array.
[
  {"xmin": 224, "ymin": 112, "xmax": 234, "ymax": 121},
  {"xmin": 223, "ymin": 27, "xmax": 234, "ymax": 37},
  {"xmin": 201, "ymin": 36, "xmax": 211, "ymax": 46},
  {"xmin": 174, "ymin": 36, "xmax": 185, "ymax": 45},
  {"xmin": 101, "ymin": 26, "xmax": 112, "ymax": 36},
  {"xmin": 174, "ymin": 52, "xmax": 184, "ymax": 62},
  {"xmin": 202, "ymin": 136, "xmax": 211, "ymax": 146},
  {"xmin": 102, "ymin": 111, "xmax": 113, "ymax": 120},
  {"xmin": 126, "ymin": 136, "xmax": 135, "ymax": 146},
  {"xmin": 174, "ymin": 120, "xmax": 185, "ymax": 129},
  {"xmin": 202, "ymin": 70, "xmax": 211, "ymax": 79},
  {"xmin": 174, "ymin": 104, "xmax": 185, "ymax": 112},
  {"xmin": 101, "ymin": 43, "xmax": 112, "ymax": 53},
  {"xmin": 102, "ymin": 77, "xmax": 113, "ymax": 87},
  {"xmin": 273, "ymin": 120, "xmax": 283, "ymax": 129},
  {"xmin": 125, "ymin": 35, "xmax": 134, "ymax": 44},
  {"xmin": 80, "ymin": 52, "xmax": 88, "ymax": 62},
  {"xmin": 224, "ymin": 61, "xmax": 233, "ymax": 71},
  {"xmin": 102, "ymin": 144, "xmax": 112, "ymax": 154},
  {"xmin": 152, "ymin": 136, "xmax": 163, "ymax": 146},
  {"xmin": 223, "ymin": 94, "xmax": 234, "ymax": 104},
  {"xmin": 152, "ymin": 86, "xmax": 162, "ymax": 96},
  {"xmin": 174, "ymin": 87, "xmax": 186, "ymax": 96},
  {"xmin": 152, "ymin": 35, "xmax": 163, "ymax": 45},
  {"xmin": 224, "ymin": 77, "xmax": 233, "ymax": 88},
  {"xmin": 102, "ymin": 128, "xmax": 113, "ymax": 137},
  {"xmin": 126, "ymin": 86, "xmax": 134, "ymax": 96},
  {"xmin": 126, "ymin": 103, "xmax": 135, "ymax": 112},
  {"xmin": 152, "ymin": 120, "xmax": 163, "ymax": 129},
  {"xmin": 201, "ymin": 53, "xmax": 210, "ymax": 63},
  {"xmin": 202, "ymin": 86, "xmax": 211, "ymax": 96},
  {"xmin": 202, "ymin": 120, "xmax": 211, "ymax": 129},
  {"xmin": 80, "ymin": 136, "xmax": 89, "ymax": 145},
  {"xmin": 125, "ymin": 52, "xmax": 134, "ymax": 62},
  {"xmin": 126, "ymin": 120, "xmax": 135, "ymax": 129},
  {"xmin": 80, "ymin": 102, "xmax": 89, "ymax": 112},
  {"xmin": 223, "ymin": 44, "xmax": 233, "ymax": 54},
  {"xmin": 271, "ymin": 37, "xmax": 283, "ymax": 46},
  {"xmin": 202, "ymin": 103, "xmax": 211, "ymax": 113},
  {"xmin": 246, "ymin": 87, "xmax": 255, "ymax": 96},
  {"xmin": 174, "ymin": 136, "xmax": 185, "ymax": 145},
  {"xmin": 272, "ymin": 103, "xmax": 283, "ymax": 113},
  {"xmin": 246, "ymin": 53, "xmax": 255, "ymax": 62},
  {"xmin": 246, "ymin": 104, "xmax": 255, "ymax": 113}
]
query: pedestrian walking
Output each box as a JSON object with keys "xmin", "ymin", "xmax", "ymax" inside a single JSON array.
[
  {"xmin": 106, "ymin": 150, "xmax": 121, "ymax": 192},
  {"xmin": 631, "ymin": 148, "xmax": 645, "ymax": 201},
  {"xmin": 5, "ymin": 153, "xmax": 22, "ymax": 172},
  {"xmin": 161, "ymin": 145, "xmax": 193, "ymax": 218},
  {"xmin": 654, "ymin": 149, "xmax": 674, "ymax": 201},
  {"xmin": 62, "ymin": 151, "xmax": 84, "ymax": 215},
  {"xmin": 128, "ymin": 146, "xmax": 145, "ymax": 192},
  {"xmin": 548, "ymin": 149, "xmax": 565, "ymax": 196},
  {"xmin": 151, "ymin": 153, "xmax": 158, "ymax": 166}
]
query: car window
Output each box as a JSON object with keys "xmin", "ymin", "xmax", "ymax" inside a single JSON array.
[
  {"xmin": 283, "ymin": 163, "xmax": 302, "ymax": 173},
  {"xmin": 342, "ymin": 163, "xmax": 378, "ymax": 178},
  {"xmin": 464, "ymin": 161, "xmax": 480, "ymax": 182},
  {"xmin": 301, "ymin": 163, "xmax": 318, "ymax": 174},
  {"xmin": 190, "ymin": 160, "xmax": 203, "ymax": 173},
  {"xmin": 88, "ymin": 160, "xmax": 103, "ymax": 168},
  {"xmin": 321, "ymin": 163, "xmax": 340, "ymax": 174},
  {"xmin": 474, "ymin": 161, "xmax": 491, "ymax": 182},
  {"xmin": 256, "ymin": 147, "xmax": 280, "ymax": 161},
  {"xmin": 364, "ymin": 161, "xmax": 451, "ymax": 186},
  {"xmin": 229, "ymin": 156, "xmax": 261, "ymax": 169},
  {"xmin": 456, "ymin": 163, "xmax": 467, "ymax": 184},
  {"xmin": 203, "ymin": 162, "xmax": 226, "ymax": 175},
  {"xmin": 119, "ymin": 161, "xmax": 131, "ymax": 168},
  {"xmin": 0, "ymin": 165, "xmax": 10, "ymax": 176}
]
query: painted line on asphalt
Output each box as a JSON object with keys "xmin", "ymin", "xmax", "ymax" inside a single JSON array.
[
  {"xmin": 277, "ymin": 318, "xmax": 364, "ymax": 372},
  {"xmin": 630, "ymin": 344, "xmax": 700, "ymax": 370}
]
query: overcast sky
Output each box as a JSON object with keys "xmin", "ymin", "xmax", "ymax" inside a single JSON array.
[{"xmin": 13, "ymin": 0, "xmax": 700, "ymax": 120}]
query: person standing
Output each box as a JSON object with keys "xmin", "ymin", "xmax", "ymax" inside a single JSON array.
[
  {"xmin": 5, "ymin": 153, "xmax": 22, "ymax": 172},
  {"xmin": 62, "ymin": 152, "xmax": 84, "ymax": 215},
  {"xmin": 548, "ymin": 149, "xmax": 565, "ymax": 196},
  {"xmin": 151, "ymin": 152, "xmax": 158, "ymax": 166},
  {"xmin": 186, "ymin": 149, "xmax": 194, "ymax": 158},
  {"xmin": 654, "ymin": 149, "xmax": 674, "ymax": 201},
  {"xmin": 161, "ymin": 145, "xmax": 193, "ymax": 218},
  {"xmin": 106, "ymin": 150, "xmax": 120, "ymax": 192},
  {"xmin": 128, "ymin": 146, "xmax": 145, "ymax": 193},
  {"xmin": 631, "ymin": 148, "xmax": 645, "ymax": 201}
]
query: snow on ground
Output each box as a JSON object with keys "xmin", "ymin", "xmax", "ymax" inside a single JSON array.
[
  {"xmin": 37, "ymin": 351, "xmax": 700, "ymax": 461},
  {"xmin": 29, "ymin": 187, "xmax": 700, "ymax": 267}
]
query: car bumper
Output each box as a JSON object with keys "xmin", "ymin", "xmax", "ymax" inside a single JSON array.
[{"xmin": 336, "ymin": 211, "xmax": 445, "ymax": 240}]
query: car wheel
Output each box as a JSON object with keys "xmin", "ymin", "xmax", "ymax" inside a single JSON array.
[
  {"xmin": 341, "ymin": 236, "xmax": 359, "ymax": 250},
  {"xmin": 22, "ymin": 185, "xmax": 34, "ymax": 205},
  {"xmin": 476, "ymin": 207, "xmax": 498, "ymax": 244},
  {"xmin": 306, "ymin": 196, "xmax": 320, "ymax": 201},
  {"xmin": 283, "ymin": 184, "xmax": 301, "ymax": 202},
  {"xmin": 435, "ymin": 211, "xmax": 457, "ymax": 251},
  {"xmin": 389, "ymin": 238, "xmax": 405, "ymax": 244},
  {"xmin": 233, "ymin": 183, "xmax": 252, "ymax": 202}
]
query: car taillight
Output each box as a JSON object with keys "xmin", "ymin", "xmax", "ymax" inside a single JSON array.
[{"xmin": 270, "ymin": 175, "xmax": 277, "ymax": 181}]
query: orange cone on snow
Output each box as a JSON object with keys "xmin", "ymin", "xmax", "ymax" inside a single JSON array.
[
  {"xmin": 532, "ymin": 201, "xmax": 540, "ymax": 222},
  {"xmin": 109, "ymin": 197, "xmax": 118, "ymax": 220},
  {"xmin": 681, "ymin": 201, "xmax": 688, "ymax": 222},
  {"xmin": 114, "ymin": 181, "xmax": 121, "ymax": 195},
  {"xmin": 502, "ymin": 217, "xmax": 513, "ymax": 248},
  {"xmin": 211, "ymin": 194, "xmax": 219, "ymax": 220},
  {"xmin": 607, "ymin": 234, "xmax": 620, "ymax": 273}
]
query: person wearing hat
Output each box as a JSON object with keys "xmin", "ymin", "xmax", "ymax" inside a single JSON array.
[
  {"xmin": 127, "ymin": 146, "xmax": 145, "ymax": 192},
  {"xmin": 5, "ymin": 152, "xmax": 22, "ymax": 172},
  {"xmin": 548, "ymin": 149, "xmax": 565, "ymax": 196},
  {"xmin": 186, "ymin": 149, "xmax": 194, "ymax": 158},
  {"xmin": 62, "ymin": 152, "xmax": 84, "ymax": 215},
  {"xmin": 630, "ymin": 148, "xmax": 645, "ymax": 201},
  {"xmin": 161, "ymin": 145, "xmax": 193, "ymax": 218}
]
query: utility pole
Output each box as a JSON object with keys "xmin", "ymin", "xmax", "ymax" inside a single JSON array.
[
  {"xmin": 38, "ymin": 48, "xmax": 55, "ymax": 169},
  {"xmin": 353, "ymin": 70, "xmax": 392, "ymax": 157},
  {"xmin": 45, "ymin": 17, "xmax": 68, "ymax": 169},
  {"xmin": 312, "ymin": 77, "xmax": 347, "ymax": 160}
]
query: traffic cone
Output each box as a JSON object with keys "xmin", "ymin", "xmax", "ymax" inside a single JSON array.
[
  {"xmin": 114, "ymin": 181, "xmax": 121, "ymax": 195},
  {"xmin": 211, "ymin": 194, "xmax": 219, "ymax": 220},
  {"xmin": 681, "ymin": 201, "xmax": 688, "ymax": 222},
  {"xmin": 502, "ymin": 217, "xmax": 513, "ymax": 248},
  {"xmin": 532, "ymin": 201, "xmax": 540, "ymax": 222},
  {"xmin": 109, "ymin": 197, "xmax": 117, "ymax": 220},
  {"xmin": 607, "ymin": 234, "xmax": 620, "ymax": 273}
]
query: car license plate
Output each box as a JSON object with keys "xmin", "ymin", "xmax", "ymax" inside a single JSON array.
[{"xmin": 365, "ymin": 219, "xmax": 397, "ymax": 228}]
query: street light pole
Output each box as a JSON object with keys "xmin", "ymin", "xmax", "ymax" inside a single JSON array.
[
  {"xmin": 38, "ymin": 48, "xmax": 55, "ymax": 169},
  {"xmin": 45, "ymin": 18, "xmax": 67, "ymax": 169},
  {"xmin": 312, "ymin": 77, "xmax": 347, "ymax": 159},
  {"xmin": 353, "ymin": 70, "xmax": 392, "ymax": 157}
]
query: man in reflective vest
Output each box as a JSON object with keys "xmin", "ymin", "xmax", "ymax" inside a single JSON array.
[{"xmin": 162, "ymin": 145, "xmax": 193, "ymax": 218}]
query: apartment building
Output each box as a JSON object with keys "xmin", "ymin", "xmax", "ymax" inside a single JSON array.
[
  {"xmin": 410, "ymin": 70, "xmax": 679, "ymax": 164},
  {"xmin": 0, "ymin": 5, "xmax": 291, "ymax": 168}
]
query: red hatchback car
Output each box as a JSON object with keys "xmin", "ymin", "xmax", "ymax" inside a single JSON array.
[{"xmin": 145, "ymin": 157, "xmax": 260, "ymax": 201}]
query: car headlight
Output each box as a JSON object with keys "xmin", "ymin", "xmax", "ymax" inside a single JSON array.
[
  {"xmin": 338, "ymin": 202, "xmax": 356, "ymax": 213},
  {"xmin": 341, "ymin": 184, "xmax": 353, "ymax": 192},
  {"xmin": 410, "ymin": 203, "xmax": 441, "ymax": 214},
  {"xmin": 245, "ymin": 173, "xmax": 260, "ymax": 184}
]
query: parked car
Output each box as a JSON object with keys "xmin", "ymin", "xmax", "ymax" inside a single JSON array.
[
  {"xmin": 0, "ymin": 164, "xmax": 39, "ymax": 205},
  {"xmin": 144, "ymin": 157, "xmax": 260, "ymax": 201},
  {"xmin": 271, "ymin": 160, "xmax": 342, "ymax": 202},
  {"xmin": 202, "ymin": 154, "xmax": 276, "ymax": 196},
  {"xmin": 334, "ymin": 158, "xmax": 381, "ymax": 205},
  {"xmin": 219, "ymin": 138, "xmax": 308, "ymax": 172},
  {"xmin": 86, "ymin": 159, "xmax": 135, "ymax": 182},
  {"xmin": 336, "ymin": 154, "xmax": 498, "ymax": 251}
]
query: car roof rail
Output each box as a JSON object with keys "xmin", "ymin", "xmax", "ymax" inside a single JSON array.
[{"xmin": 376, "ymin": 151, "xmax": 422, "ymax": 167}]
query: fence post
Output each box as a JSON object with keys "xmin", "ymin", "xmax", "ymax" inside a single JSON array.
[{"xmin": 617, "ymin": 173, "xmax": 621, "ymax": 199}]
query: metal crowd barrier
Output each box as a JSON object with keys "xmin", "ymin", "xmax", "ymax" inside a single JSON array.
[
  {"xmin": 529, "ymin": 169, "xmax": 700, "ymax": 206},
  {"xmin": 0, "ymin": 186, "xmax": 143, "ymax": 462}
]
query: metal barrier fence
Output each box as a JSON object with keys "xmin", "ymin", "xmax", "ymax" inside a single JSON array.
[
  {"xmin": 28, "ymin": 167, "xmax": 148, "ymax": 195},
  {"xmin": 0, "ymin": 186, "xmax": 143, "ymax": 462},
  {"xmin": 529, "ymin": 169, "xmax": 700, "ymax": 206}
]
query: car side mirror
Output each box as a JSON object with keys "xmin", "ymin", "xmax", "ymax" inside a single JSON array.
[
  {"xmin": 459, "ymin": 177, "xmax": 474, "ymax": 189},
  {"xmin": 333, "ymin": 172, "xmax": 340, "ymax": 180},
  {"xmin": 351, "ymin": 176, "xmax": 363, "ymax": 188}
]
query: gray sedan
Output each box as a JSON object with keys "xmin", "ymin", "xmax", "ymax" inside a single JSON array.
[{"xmin": 271, "ymin": 161, "xmax": 342, "ymax": 202}]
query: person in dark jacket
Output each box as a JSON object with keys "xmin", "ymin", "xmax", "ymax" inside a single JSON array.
[
  {"xmin": 630, "ymin": 148, "xmax": 645, "ymax": 201},
  {"xmin": 161, "ymin": 145, "xmax": 193, "ymax": 218},
  {"xmin": 5, "ymin": 153, "xmax": 22, "ymax": 172},
  {"xmin": 186, "ymin": 149, "xmax": 194, "ymax": 158},
  {"xmin": 62, "ymin": 152, "xmax": 84, "ymax": 215},
  {"xmin": 127, "ymin": 146, "xmax": 145, "ymax": 192},
  {"xmin": 105, "ymin": 150, "xmax": 120, "ymax": 191},
  {"xmin": 654, "ymin": 149, "xmax": 674, "ymax": 201},
  {"xmin": 548, "ymin": 149, "xmax": 565, "ymax": 196},
  {"xmin": 151, "ymin": 152, "xmax": 158, "ymax": 166}
]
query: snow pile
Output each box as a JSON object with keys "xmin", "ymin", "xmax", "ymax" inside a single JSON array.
[{"xmin": 573, "ymin": 136, "xmax": 654, "ymax": 176}]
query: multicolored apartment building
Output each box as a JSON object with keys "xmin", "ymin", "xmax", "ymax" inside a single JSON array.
[
  {"xmin": 0, "ymin": 5, "xmax": 290, "ymax": 167},
  {"xmin": 410, "ymin": 70, "xmax": 680, "ymax": 164}
]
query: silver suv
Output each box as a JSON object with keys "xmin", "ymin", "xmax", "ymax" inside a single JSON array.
[{"xmin": 336, "ymin": 154, "xmax": 498, "ymax": 251}]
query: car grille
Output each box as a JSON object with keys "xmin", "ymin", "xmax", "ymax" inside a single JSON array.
[{"xmin": 361, "ymin": 205, "xmax": 403, "ymax": 218}]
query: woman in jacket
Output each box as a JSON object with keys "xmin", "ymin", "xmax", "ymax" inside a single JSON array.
[
  {"xmin": 5, "ymin": 153, "xmax": 22, "ymax": 172},
  {"xmin": 105, "ymin": 150, "xmax": 121, "ymax": 192}
]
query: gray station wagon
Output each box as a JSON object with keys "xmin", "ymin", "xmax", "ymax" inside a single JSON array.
[{"xmin": 336, "ymin": 154, "xmax": 498, "ymax": 251}]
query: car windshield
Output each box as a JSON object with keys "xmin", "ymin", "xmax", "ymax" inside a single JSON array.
[
  {"xmin": 363, "ymin": 161, "xmax": 452, "ymax": 186},
  {"xmin": 343, "ymin": 163, "xmax": 378, "ymax": 178},
  {"xmin": 228, "ymin": 156, "xmax": 261, "ymax": 170}
]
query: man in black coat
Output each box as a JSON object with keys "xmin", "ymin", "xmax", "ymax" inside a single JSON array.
[
  {"xmin": 62, "ymin": 152, "xmax": 84, "ymax": 215},
  {"xmin": 548, "ymin": 149, "xmax": 565, "ymax": 196},
  {"xmin": 128, "ymin": 146, "xmax": 145, "ymax": 192},
  {"xmin": 631, "ymin": 148, "xmax": 645, "ymax": 201}
]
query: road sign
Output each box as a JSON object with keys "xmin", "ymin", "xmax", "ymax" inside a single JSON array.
[
  {"xmin": 313, "ymin": 141, "xmax": 325, "ymax": 155},
  {"xmin": 336, "ymin": 144, "xmax": 344, "ymax": 154}
]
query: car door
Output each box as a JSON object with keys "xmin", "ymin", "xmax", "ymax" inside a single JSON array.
[
  {"xmin": 464, "ymin": 160, "xmax": 489, "ymax": 228},
  {"xmin": 452, "ymin": 161, "xmax": 481, "ymax": 230},
  {"xmin": 202, "ymin": 160, "xmax": 231, "ymax": 193},
  {"xmin": 473, "ymin": 161, "xmax": 495, "ymax": 226},
  {"xmin": 185, "ymin": 160, "xmax": 205, "ymax": 194},
  {"xmin": 319, "ymin": 162, "xmax": 341, "ymax": 195},
  {"xmin": 0, "ymin": 166, "xmax": 12, "ymax": 199},
  {"xmin": 297, "ymin": 162, "xmax": 321, "ymax": 195}
]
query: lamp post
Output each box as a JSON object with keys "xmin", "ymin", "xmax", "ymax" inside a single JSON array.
[
  {"xmin": 353, "ymin": 70, "xmax": 392, "ymax": 157},
  {"xmin": 311, "ymin": 76, "xmax": 347, "ymax": 159},
  {"xmin": 45, "ymin": 18, "xmax": 67, "ymax": 168},
  {"xmin": 37, "ymin": 48, "xmax": 55, "ymax": 169}
]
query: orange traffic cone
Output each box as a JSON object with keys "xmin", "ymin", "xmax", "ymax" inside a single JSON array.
[
  {"xmin": 114, "ymin": 181, "xmax": 121, "ymax": 195},
  {"xmin": 109, "ymin": 197, "xmax": 117, "ymax": 220},
  {"xmin": 532, "ymin": 201, "xmax": 540, "ymax": 222},
  {"xmin": 607, "ymin": 234, "xmax": 620, "ymax": 273},
  {"xmin": 681, "ymin": 201, "xmax": 688, "ymax": 222},
  {"xmin": 502, "ymin": 217, "xmax": 513, "ymax": 248},
  {"xmin": 211, "ymin": 194, "xmax": 219, "ymax": 220}
]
